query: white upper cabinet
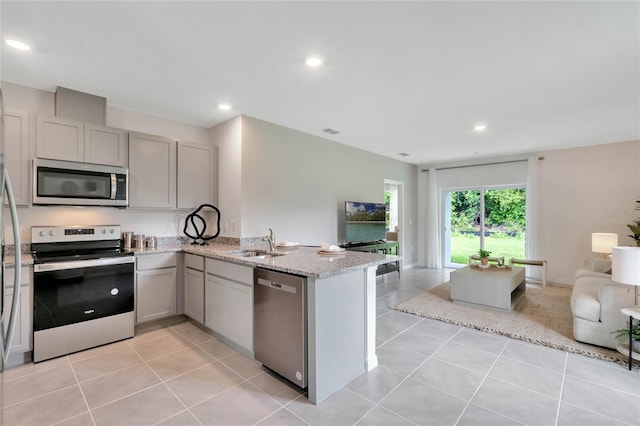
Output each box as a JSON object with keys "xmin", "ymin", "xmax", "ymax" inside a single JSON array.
[
  {"xmin": 177, "ymin": 141, "xmax": 217, "ymax": 209},
  {"xmin": 84, "ymin": 124, "xmax": 127, "ymax": 167},
  {"xmin": 4, "ymin": 107, "xmax": 30, "ymax": 206},
  {"xmin": 36, "ymin": 115, "xmax": 127, "ymax": 167},
  {"xmin": 37, "ymin": 116, "xmax": 84, "ymax": 162},
  {"xmin": 129, "ymin": 132, "xmax": 177, "ymax": 209}
]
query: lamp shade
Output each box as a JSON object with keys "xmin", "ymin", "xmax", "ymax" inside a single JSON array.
[
  {"xmin": 612, "ymin": 246, "xmax": 640, "ymax": 286},
  {"xmin": 591, "ymin": 233, "xmax": 618, "ymax": 254}
]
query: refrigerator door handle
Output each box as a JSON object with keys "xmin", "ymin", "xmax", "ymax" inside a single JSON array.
[{"xmin": 1, "ymin": 169, "xmax": 22, "ymax": 365}]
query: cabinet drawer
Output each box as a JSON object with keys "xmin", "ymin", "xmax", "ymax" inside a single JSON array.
[
  {"xmin": 185, "ymin": 253, "xmax": 204, "ymax": 271},
  {"xmin": 205, "ymin": 258, "xmax": 253, "ymax": 284},
  {"xmin": 137, "ymin": 253, "xmax": 177, "ymax": 271}
]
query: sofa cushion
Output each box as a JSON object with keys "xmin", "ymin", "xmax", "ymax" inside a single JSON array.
[{"xmin": 570, "ymin": 277, "xmax": 602, "ymax": 322}]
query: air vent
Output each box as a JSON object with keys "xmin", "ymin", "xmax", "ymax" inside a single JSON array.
[
  {"xmin": 322, "ymin": 128, "xmax": 341, "ymax": 135},
  {"xmin": 398, "ymin": 152, "xmax": 410, "ymax": 157}
]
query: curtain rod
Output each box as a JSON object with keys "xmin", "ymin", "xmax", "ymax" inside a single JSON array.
[{"xmin": 421, "ymin": 156, "xmax": 544, "ymax": 172}]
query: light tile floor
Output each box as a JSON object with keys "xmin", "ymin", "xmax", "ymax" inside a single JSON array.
[{"xmin": 2, "ymin": 267, "xmax": 639, "ymax": 425}]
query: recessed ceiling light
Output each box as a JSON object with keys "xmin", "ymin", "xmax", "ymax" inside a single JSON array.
[
  {"xmin": 6, "ymin": 39, "xmax": 30, "ymax": 51},
  {"xmin": 398, "ymin": 153, "xmax": 410, "ymax": 157},
  {"xmin": 218, "ymin": 104, "xmax": 231, "ymax": 111},
  {"xmin": 322, "ymin": 128, "xmax": 340, "ymax": 135},
  {"xmin": 473, "ymin": 124, "xmax": 487, "ymax": 132},
  {"xmin": 305, "ymin": 57, "xmax": 323, "ymax": 67}
]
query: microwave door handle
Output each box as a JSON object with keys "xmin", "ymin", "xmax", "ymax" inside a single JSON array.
[
  {"xmin": 110, "ymin": 173, "xmax": 117, "ymax": 200},
  {"xmin": 2, "ymin": 168, "xmax": 22, "ymax": 365}
]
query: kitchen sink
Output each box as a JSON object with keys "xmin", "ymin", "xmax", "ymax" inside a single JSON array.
[{"xmin": 225, "ymin": 249, "xmax": 286, "ymax": 259}]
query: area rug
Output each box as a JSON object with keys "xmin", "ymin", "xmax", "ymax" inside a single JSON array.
[{"xmin": 393, "ymin": 282, "xmax": 628, "ymax": 364}]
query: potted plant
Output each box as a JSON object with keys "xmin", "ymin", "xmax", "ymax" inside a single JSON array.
[
  {"xmin": 627, "ymin": 200, "xmax": 640, "ymax": 247},
  {"xmin": 613, "ymin": 318, "xmax": 640, "ymax": 353},
  {"xmin": 478, "ymin": 249, "xmax": 491, "ymax": 268}
]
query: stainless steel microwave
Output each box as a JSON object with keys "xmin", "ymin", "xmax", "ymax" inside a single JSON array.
[{"xmin": 33, "ymin": 158, "xmax": 128, "ymax": 207}]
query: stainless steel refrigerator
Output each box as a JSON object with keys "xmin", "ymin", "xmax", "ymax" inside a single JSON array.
[{"xmin": 0, "ymin": 87, "xmax": 23, "ymax": 425}]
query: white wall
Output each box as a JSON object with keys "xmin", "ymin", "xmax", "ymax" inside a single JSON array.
[
  {"xmin": 538, "ymin": 140, "xmax": 640, "ymax": 284},
  {"xmin": 1, "ymin": 82, "xmax": 211, "ymax": 243},
  {"xmin": 209, "ymin": 116, "xmax": 242, "ymax": 238},
  {"xmin": 239, "ymin": 116, "xmax": 419, "ymax": 264}
]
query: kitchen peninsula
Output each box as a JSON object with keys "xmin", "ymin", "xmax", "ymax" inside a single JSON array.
[{"xmin": 141, "ymin": 242, "xmax": 399, "ymax": 404}]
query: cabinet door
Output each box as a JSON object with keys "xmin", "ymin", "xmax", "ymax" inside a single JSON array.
[
  {"xmin": 177, "ymin": 141, "xmax": 216, "ymax": 209},
  {"xmin": 85, "ymin": 124, "xmax": 128, "ymax": 167},
  {"xmin": 129, "ymin": 132, "xmax": 176, "ymax": 208},
  {"xmin": 136, "ymin": 268, "xmax": 177, "ymax": 323},
  {"xmin": 36, "ymin": 116, "xmax": 85, "ymax": 162},
  {"xmin": 226, "ymin": 281, "xmax": 253, "ymax": 351},
  {"xmin": 3, "ymin": 286, "xmax": 32, "ymax": 353},
  {"xmin": 184, "ymin": 268, "xmax": 205, "ymax": 323},
  {"xmin": 3, "ymin": 107, "xmax": 29, "ymax": 206},
  {"xmin": 204, "ymin": 274, "xmax": 225, "ymax": 333}
]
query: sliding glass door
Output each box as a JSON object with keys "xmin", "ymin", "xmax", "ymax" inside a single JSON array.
[{"xmin": 445, "ymin": 187, "xmax": 526, "ymax": 267}]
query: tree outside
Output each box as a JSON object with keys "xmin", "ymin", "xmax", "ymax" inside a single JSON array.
[{"xmin": 450, "ymin": 188, "xmax": 526, "ymax": 263}]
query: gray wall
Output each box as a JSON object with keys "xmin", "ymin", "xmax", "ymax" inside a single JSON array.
[{"xmin": 239, "ymin": 116, "xmax": 418, "ymax": 265}]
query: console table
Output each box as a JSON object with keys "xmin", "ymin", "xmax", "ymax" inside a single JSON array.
[{"xmin": 343, "ymin": 241, "xmax": 400, "ymax": 277}]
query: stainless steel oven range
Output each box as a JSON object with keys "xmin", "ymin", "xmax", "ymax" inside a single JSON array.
[{"xmin": 31, "ymin": 225, "xmax": 134, "ymax": 363}]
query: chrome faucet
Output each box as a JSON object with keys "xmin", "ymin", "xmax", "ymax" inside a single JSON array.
[{"xmin": 263, "ymin": 228, "xmax": 275, "ymax": 252}]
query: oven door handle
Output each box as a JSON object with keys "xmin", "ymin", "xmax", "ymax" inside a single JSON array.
[{"xmin": 34, "ymin": 256, "xmax": 134, "ymax": 272}]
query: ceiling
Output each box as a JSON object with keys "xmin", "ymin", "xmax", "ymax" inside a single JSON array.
[{"xmin": 1, "ymin": 1, "xmax": 639, "ymax": 165}]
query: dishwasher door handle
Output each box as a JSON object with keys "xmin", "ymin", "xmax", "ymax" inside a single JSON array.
[{"xmin": 256, "ymin": 278, "xmax": 297, "ymax": 294}]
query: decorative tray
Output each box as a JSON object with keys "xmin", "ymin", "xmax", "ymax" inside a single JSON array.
[{"xmin": 470, "ymin": 264, "xmax": 512, "ymax": 272}]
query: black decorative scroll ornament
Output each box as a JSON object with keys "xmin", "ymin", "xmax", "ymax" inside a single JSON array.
[{"xmin": 183, "ymin": 204, "xmax": 221, "ymax": 245}]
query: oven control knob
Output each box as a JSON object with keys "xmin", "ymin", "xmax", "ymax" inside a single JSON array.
[
  {"xmin": 39, "ymin": 231, "xmax": 46, "ymax": 237},
  {"xmin": 101, "ymin": 229, "xmax": 106, "ymax": 234},
  {"xmin": 109, "ymin": 229, "xmax": 115, "ymax": 234},
  {"xmin": 49, "ymin": 230, "xmax": 55, "ymax": 237}
]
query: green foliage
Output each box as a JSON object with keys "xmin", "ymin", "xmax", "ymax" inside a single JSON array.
[
  {"xmin": 450, "ymin": 234, "xmax": 525, "ymax": 264},
  {"xmin": 450, "ymin": 191, "xmax": 480, "ymax": 229},
  {"xmin": 484, "ymin": 189, "xmax": 526, "ymax": 231},
  {"xmin": 478, "ymin": 249, "xmax": 491, "ymax": 258},
  {"xmin": 627, "ymin": 200, "xmax": 640, "ymax": 243},
  {"xmin": 613, "ymin": 319, "xmax": 640, "ymax": 341},
  {"xmin": 450, "ymin": 188, "xmax": 525, "ymax": 234}
]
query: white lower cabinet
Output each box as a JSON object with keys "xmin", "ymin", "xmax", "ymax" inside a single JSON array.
[
  {"xmin": 136, "ymin": 253, "xmax": 177, "ymax": 323},
  {"xmin": 2, "ymin": 266, "xmax": 33, "ymax": 354},
  {"xmin": 204, "ymin": 274, "xmax": 226, "ymax": 332},
  {"xmin": 225, "ymin": 280, "xmax": 253, "ymax": 350},
  {"xmin": 184, "ymin": 254, "xmax": 205, "ymax": 323},
  {"xmin": 204, "ymin": 258, "xmax": 253, "ymax": 352}
]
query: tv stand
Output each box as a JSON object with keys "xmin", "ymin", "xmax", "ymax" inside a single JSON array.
[{"xmin": 342, "ymin": 241, "xmax": 400, "ymax": 277}]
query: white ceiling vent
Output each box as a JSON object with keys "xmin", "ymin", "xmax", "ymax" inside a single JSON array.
[
  {"xmin": 398, "ymin": 152, "xmax": 410, "ymax": 157},
  {"xmin": 322, "ymin": 128, "xmax": 341, "ymax": 135}
]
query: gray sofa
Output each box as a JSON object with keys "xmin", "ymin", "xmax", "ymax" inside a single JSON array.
[{"xmin": 570, "ymin": 259, "xmax": 635, "ymax": 349}]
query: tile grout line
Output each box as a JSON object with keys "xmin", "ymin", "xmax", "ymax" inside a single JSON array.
[
  {"xmin": 453, "ymin": 336, "xmax": 516, "ymax": 425},
  {"xmin": 132, "ymin": 330, "xmax": 206, "ymax": 426},
  {"xmin": 553, "ymin": 352, "xmax": 568, "ymax": 426},
  {"xmin": 353, "ymin": 321, "xmax": 463, "ymax": 426},
  {"xmin": 65, "ymin": 355, "xmax": 98, "ymax": 426}
]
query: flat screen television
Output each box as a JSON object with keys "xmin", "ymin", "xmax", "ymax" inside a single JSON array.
[{"xmin": 345, "ymin": 201, "xmax": 387, "ymax": 244}]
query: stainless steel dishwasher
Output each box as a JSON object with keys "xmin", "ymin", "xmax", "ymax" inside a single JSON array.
[{"xmin": 254, "ymin": 268, "xmax": 307, "ymax": 388}]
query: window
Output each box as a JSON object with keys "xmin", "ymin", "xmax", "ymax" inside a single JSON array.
[{"xmin": 445, "ymin": 187, "xmax": 526, "ymax": 266}]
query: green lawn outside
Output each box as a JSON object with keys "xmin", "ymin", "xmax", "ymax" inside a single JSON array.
[{"xmin": 450, "ymin": 233, "xmax": 525, "ymax": 264}]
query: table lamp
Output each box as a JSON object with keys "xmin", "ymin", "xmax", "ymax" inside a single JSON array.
[
  {"xmin": 592, "ymin": 233, "xmax": 618, "ymax": 258},
  {"xmin": 612, "ymin": 246, "xmax": 640, "ymax": 306}
]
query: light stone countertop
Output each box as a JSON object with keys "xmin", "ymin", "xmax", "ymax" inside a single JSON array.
[
  {"xmin": 2, "ymin": 242, "xmax": 400, "ymax": 278},
  {"xmin": 2, "ymin": 253, "xmax": 34, "ymax": 267},
  {"xmin": 130, "ymin": 242, "xmax": 400, "ymax": 278}
]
